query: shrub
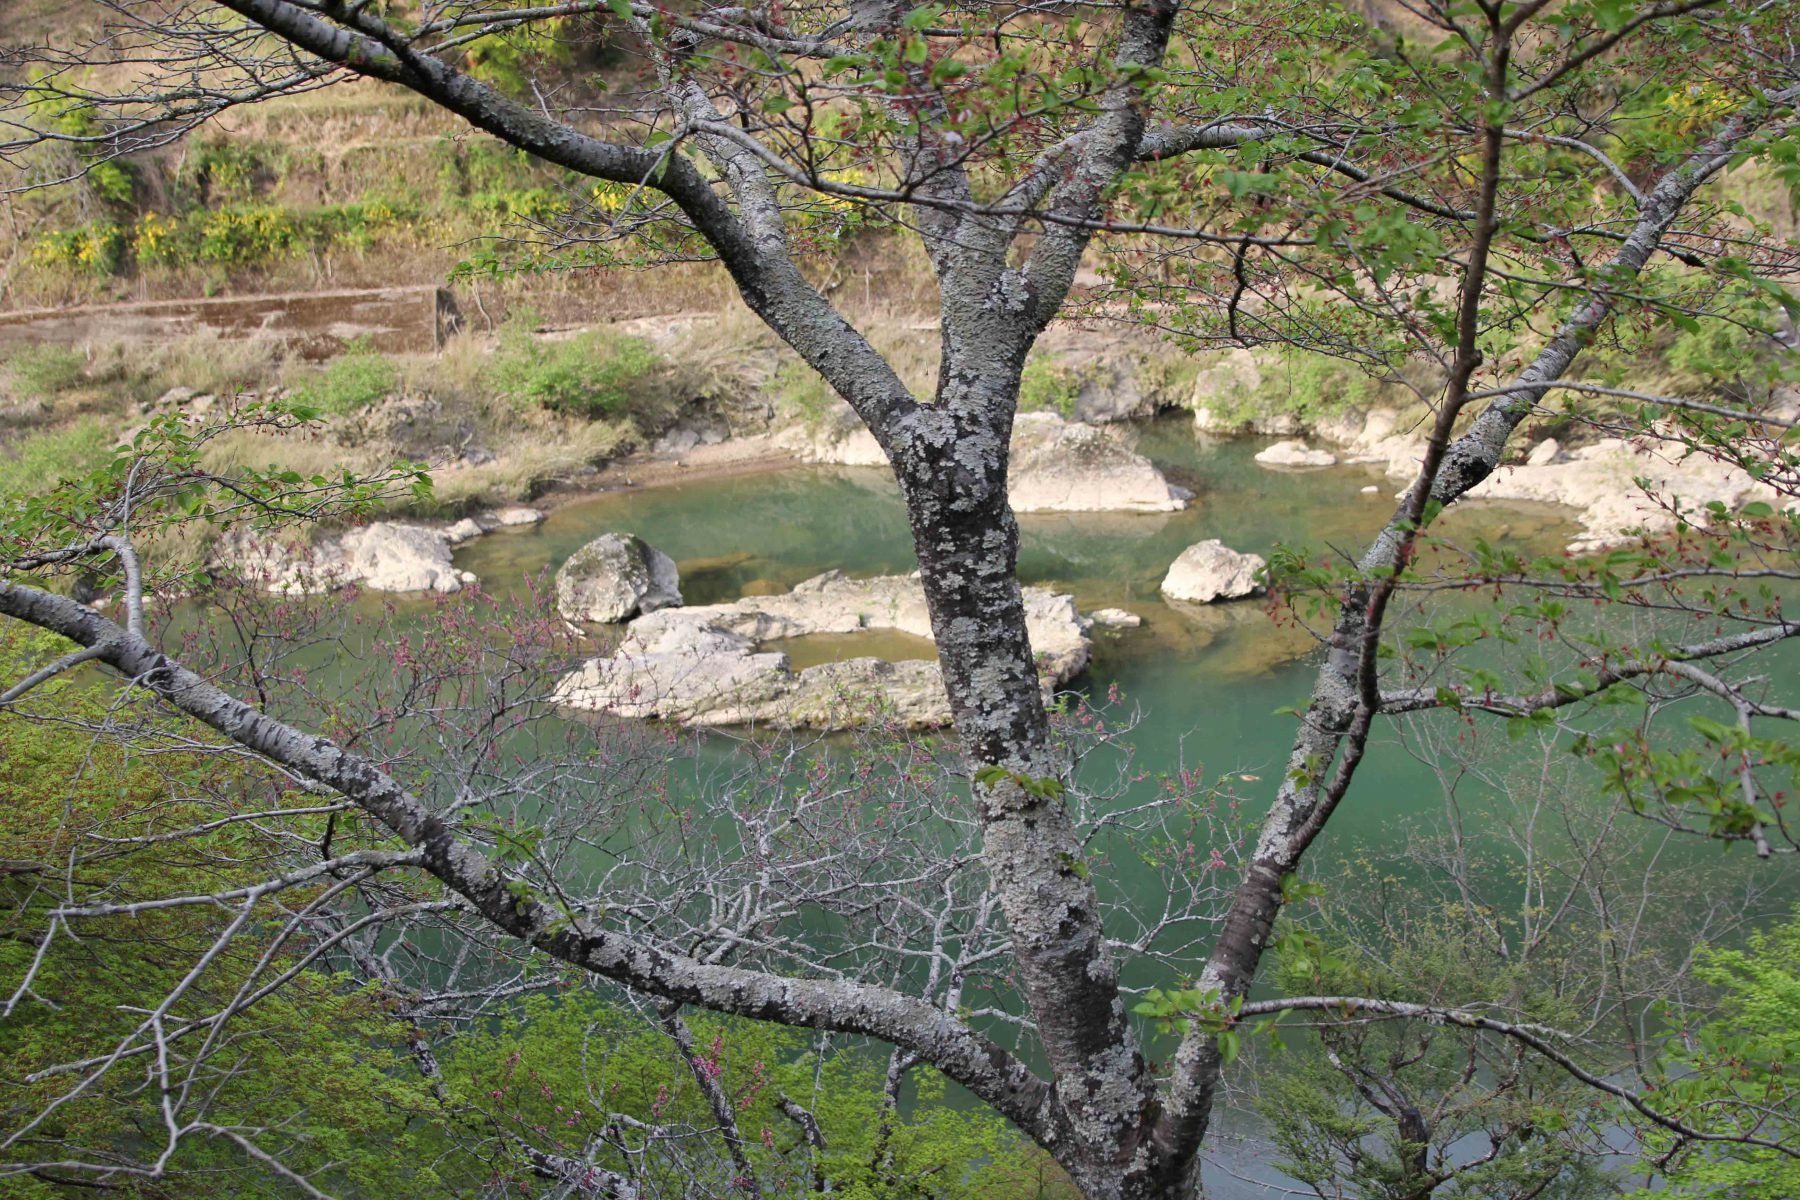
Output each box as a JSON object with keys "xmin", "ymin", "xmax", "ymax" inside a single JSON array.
[
  {"xmin": 488, "ymin": 324, "xmax": 663, "ymax": 420},
  {"xmin": 195, "ymin": 205, "xmax": 298, "ymax": 264},
  {"xmin": 770, "ymin": 358, "xmax": 836, "ymax": 427},
  {"xmin": 1019, "ymin": 357, "xmax": 1081, "ymax": 418},
  {"xmin": 30, "ymin": 222, "xmax": 127, "ymax": 274},
  {"xmin": 291, "ymin": 351, "xmax": 398, "ymax": 416}
]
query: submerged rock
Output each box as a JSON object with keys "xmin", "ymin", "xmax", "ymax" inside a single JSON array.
[
  {"xmin": 1254, "ymin": 439, "xmax": 1337, "ymax": 468},
  {"xmin": 480, "ymin": 506, "xmax": 545, "ymax": 529},
  {"xmin": 555, "ymin": 533, "xmax": 683, "ymax": 623},
  {"xmin": 553, "ymin": 570, "xmax": 1094, "ymax": 729},
  {"xmin": 1160, "ymin": 540, "xmax": 1266, "ymax": 604}
]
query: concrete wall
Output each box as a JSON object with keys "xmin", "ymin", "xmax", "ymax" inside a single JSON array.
[{"xmin": 0, "ymin": 286, "xmax": 461, "ymax": 359}]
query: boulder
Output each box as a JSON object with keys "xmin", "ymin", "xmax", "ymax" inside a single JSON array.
[
  {"xmin": 1254, "ymin": 440, "xmax": 1337, "ymax": 468},
  {"xmin": 480, "ymin": 506, "xmax": 545, "ymax": 529},
  {"xmin": 1090, "ymin": 607, "xmax": 1144, "ymax": 629},
  {"xmin": 1160, "ymin": 540, "xmax": 1266, "ymax": 603},
  {"xmin": 340, "ymin": 523, "xmax": 473, "ymax": 594},
  {"xmin": 1525, "ymin": 438, "xmax": 1563, "ymax": 467},
  {"xmin": 556, "ymin": 533, "xmax": 683, "ymax": 623},
  {"xmin": 1008, "ymin": 413, "xmax": 1188, "ymax": 513},
  {"xmin": 653, "ymin": 418, "xmax": 728, "ymax": 456},
  {"xmin": 554, "ymin": 612, "xmax": 790, "ymax": 721},
  {"xmin": 444, "ymin": 517, "xmax": 484, "ymax": 544},
  {"xmin": 1470, "ymin": 438, "xmax": 1791, "ymax": 554},
  {"xmin": 214, "ymin": 529, "xmax": 351, "ymax": 595}
]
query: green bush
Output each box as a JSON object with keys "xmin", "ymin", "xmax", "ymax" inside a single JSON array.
[
  {"xmin": 0, "ymin": 418, "xmax": 115, "ymax": 499},
  {"xmin": 1020, "ymin": 357, "xmax": 1080, "ymax": 418},
  {"xmin": 488, "ymin": 325, "xmax": 662, "ymax": 419},
  {"xmin": 771, "ymin": 357, "xmax": 836, "ymax": 427},
  {"xmin": 291, "ymin": 351, "xmax": 398, "ymax": 415},
  {"xmin": 196, "ymin": 204, "xmax": 299, "ymax": 264},
  {"xmin": 29, "ymin": 221, "xmax": 127, "ymax": 274},
  {"xmin": 1196, "ymin": 347, "xmax": 1375, "ymax": 426},
  {"xmin": 181, "ymin": 141, "xmax": 269, "ymax": 205},
  {"xmin": 2, "ymin": 344, "xmax": 89, "ymax": 399}
]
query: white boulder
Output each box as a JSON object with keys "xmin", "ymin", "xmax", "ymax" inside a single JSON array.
[
  {"xmin": 341, "ymin": 523, "xmax": 473, "ymax": 594},
  {"xmin": 1525, "ymin": 438, "xmax": 1563, "ymax": 467},
  {"xmin": 1160, "ymin": 540, "xmax": 1266, "ymax": 604},
  {"xmin": 480, "ymin": 506, "xmax": 545, "ymax": 529},
  {"xmin": 216, "ymin": 523, "xmax": 473, "ymax": 594}
]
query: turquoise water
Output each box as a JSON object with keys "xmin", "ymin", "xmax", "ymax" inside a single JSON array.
[
  {"xmin": 215, "ymin": 415, "xmax": 1785, "ymax": 1197},
  {"xmin": 454, "ymin": 419, "xmax": 1578, "ymax": 866}
]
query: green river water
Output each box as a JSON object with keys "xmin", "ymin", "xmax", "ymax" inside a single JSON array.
[
  {"xmin": 230, "ymin": 415, "xmax": 1788, "ymax": 1194},
  {"xmin": 454, "ymin": 418, "xmax": 1578, "ymax": 866},
  {"xmin": 439, "ymin": 420, "xmax": 1615, "ymax": 1190}
]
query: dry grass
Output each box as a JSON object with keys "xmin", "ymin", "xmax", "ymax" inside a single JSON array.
[{"xmin": 427, "ymin": 419, "xmax": 629, "ymax": 510}]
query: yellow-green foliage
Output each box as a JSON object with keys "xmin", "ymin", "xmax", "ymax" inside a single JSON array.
[
  {"xmin": 442, "ymin": 990, "xmax": 1077, "ymax": 1200},
  {"xmin": 0, "ymin": 639, "xmax": 458, "ymax": 1197},
  {"xmin": 772, "ymin": 357, "xmax": 837, "ymax": 427},
  {"xmin": 1630, "ymin": 913, "xmax": 1800, "ymax": 1199},
  {"xmin": 2, "ymin": 343, "xmax": 89, "ymax": 398},
  {"xmin": 28, "ymin": 221, "xmax": 127, "ymax": 274},
  {"xmin": 1192, "ymin": 347, "xmax": 1380, "ymax": 425},
  {"xmin": 486, "ymin": 320, "xmax": 665, "ymax": 421}
]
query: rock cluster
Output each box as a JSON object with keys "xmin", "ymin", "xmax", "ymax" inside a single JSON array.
[
  {"xmin": 801, "ymin": 410, "xmax": 1189, "ymax": 514},
  {"xmin": 218, "ymin": 522, "xmax": 473, "ymax": 594},
  {"xmin": 214, "ymin": 507, "xmax": 541, "ymax": 595},
  {"xmin": 553, "ymin": 570, "xmax": 1093, "ymax": 729},
  {"xmin": 1297, "ymin": 407, "xmax": 1793, "ymax": 553}
]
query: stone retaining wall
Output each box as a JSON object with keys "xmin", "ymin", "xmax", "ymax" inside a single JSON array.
[{"xmin": 0, "ymin": 285, "xmax": 460, "ymax": 359}]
